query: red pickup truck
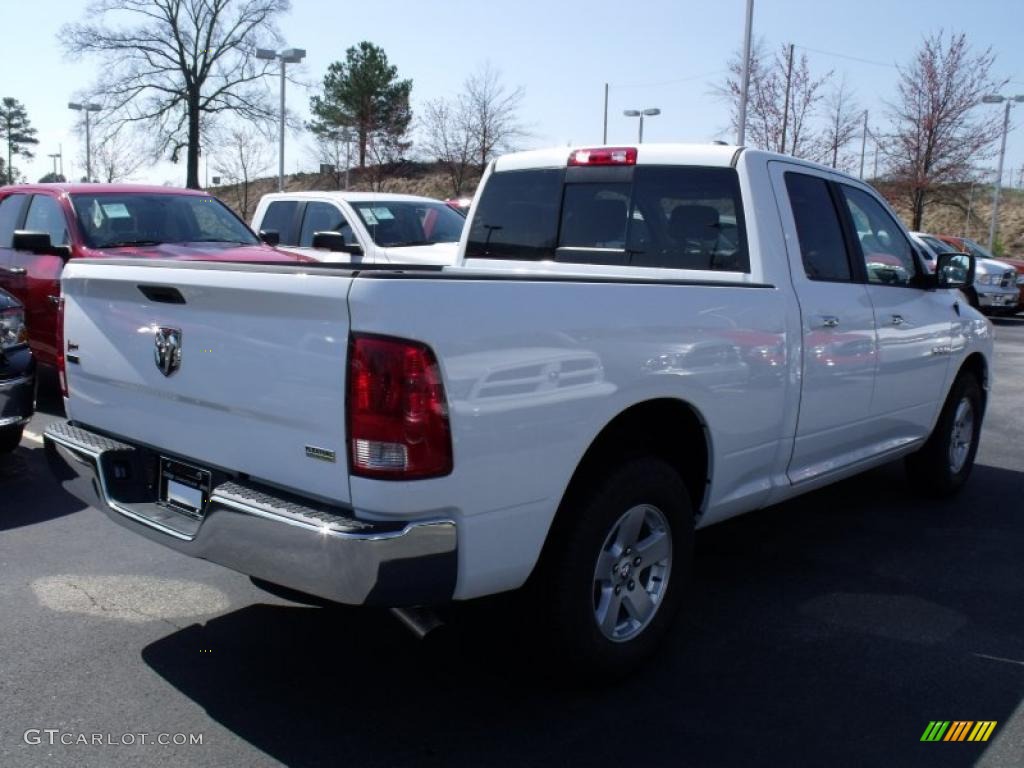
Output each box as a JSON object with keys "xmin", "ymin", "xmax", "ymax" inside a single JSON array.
[{"xmin": 0, "ymin": 183, "xmax": 307, "ymax": 370}]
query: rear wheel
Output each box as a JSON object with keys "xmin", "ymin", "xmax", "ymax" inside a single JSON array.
[
  {"xmin": 536, "ymin": 457, "xmax": 693, "ymax": 678},
  {"xmin": 0, "ymin": 425, "xmax": 24, "ymax": 454},
  {"xmin": 905, "ymin": 372, "xmax": 983, "ymax": 497}
]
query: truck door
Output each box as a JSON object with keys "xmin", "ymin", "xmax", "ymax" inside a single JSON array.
[
  {"xmin": 10, "ymin": 194, "xmax": 71, "ymax": 365},
  {"xmin": 833, "ymin": 183, "xmax": 954, "ymax": 443},
  {"xmin": 769, "ymin": 163, "xmax": 880, "ymax": 484}
]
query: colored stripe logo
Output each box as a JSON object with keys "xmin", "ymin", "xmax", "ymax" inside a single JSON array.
[{"xmin": 921, "ymin": 721, "xmax": 997, "ymax": 742}]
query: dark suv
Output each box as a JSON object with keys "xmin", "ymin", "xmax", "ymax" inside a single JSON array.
[{"xmin": 0, "ymin": 288, "xmax": 35, "ymax": 452}]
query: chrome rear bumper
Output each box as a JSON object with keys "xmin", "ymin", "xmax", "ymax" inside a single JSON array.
[{"xmin": 43, "ymin": 421, "xmax": 457, "ymax": 606}]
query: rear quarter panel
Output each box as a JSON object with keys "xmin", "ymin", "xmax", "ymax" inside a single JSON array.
[{"xmin": 348, "ymin": 275, "xmax": 794, "ymax": 598}]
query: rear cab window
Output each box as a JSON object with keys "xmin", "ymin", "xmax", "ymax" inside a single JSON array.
[{"xmin": 466, "ymin": 164, "xmax": 750, "ymax": 272}]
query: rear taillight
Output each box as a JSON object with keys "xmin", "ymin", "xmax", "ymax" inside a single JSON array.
[
  {"xmin": 56, "ymin": 296, "xmax": 68, "ymax": 398},
  {"xmin": 347, "ymin": 334, "xmax": 452, "ymax": 479},
  {"xmin": 568, "ymin": 147, "xmax": 637, "ymax": 166}
]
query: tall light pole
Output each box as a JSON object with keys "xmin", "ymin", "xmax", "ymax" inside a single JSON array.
[
  {"xmin": 256, "ymin": 46, "xmax": 306, "ymax": 192},
  {"xmin": 982, "ymin": 93, "xmax": 1024, "ymax": 252},
  {"xmin": 737, "ymin": 0, "xmax": 754, "ymax": 145},
  {"xmin": 48, "ymin": 152, "xmax": 61, "ymax": 178},
  {"xmin": 623, "ymin": 108, "xmax": 661, "ymax": 143},
  {"xmin": 68, "ymin": 102, "xmax": 101, "ymax": 182}
]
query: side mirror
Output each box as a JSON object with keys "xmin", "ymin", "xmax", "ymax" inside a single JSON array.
[
  {"xmin": 312, "ymin": 231, "xmax": 363, "ymax": 256},
  {"xmin": 12, "ymin": 230, "xmax": 71, "ymax": 259},
  {"xmin": 259, "ymin": 229, "xmax": 280, "ymax": 246},
  {"xmin": 936, "ymin": 252, "xmax": 974, "ymax": 289}
]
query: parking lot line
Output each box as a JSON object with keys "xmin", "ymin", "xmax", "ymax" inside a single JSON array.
[{"xmin": 22, "ymin": 430, "xmax": 43, "ymax": 445}]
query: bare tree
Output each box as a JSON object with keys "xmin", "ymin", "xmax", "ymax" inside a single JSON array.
[
  {"xmin": 820, "ymin": 78, "xmax": 861, "ymax": 170},
  {"xmin": 420, "ymin": 97, "xmax": 477, "ymax": 197},
  {"xmin": 308, "ymin": 127, "xmax": 354, "ymax": 189},
  {"xmin": 883, "ymin": 31, "xmax": 1005, "ymax": 230},
  {"xmin": 464, "ymin": 63, "xmax": 525, "ymax": 169},
  {"xmin": 717, "ymin": 41, "xmax": 831, "ymax": 157},
  {"xmin": 213, "ymin": 125, "xmax": 270, "ymax": 220},
  {"xmin": 75, "ymin": 123, "xmax": 147, "ymax": 183},
  {"xmin": 62, "ymin": 0, "xmax": 289, "ymax": 189}
]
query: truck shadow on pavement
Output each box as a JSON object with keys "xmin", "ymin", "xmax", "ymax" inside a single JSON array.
[
  {"xmin": 142, "ymin": 460, "xmax": 1024, "ymax": 768},
  {"xmin": 0, "ymin": 443, "xmax": 88, "ymax": 531}
]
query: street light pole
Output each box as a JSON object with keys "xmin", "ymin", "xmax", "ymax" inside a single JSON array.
[
  {"xmin": 257, "ymin": 47, "xmax": 306, "ymax": 192},
  {"xmin": 737, "ymin": 0, "xmax": 754, "ymax": 145},
  {"xmin": 68, "ymin": 102, "xmax": 102, "ymax": 182},
  {"xmin": 623, "ymin": 108, "xmax": 661, "ymax": 143},
  {"xmin": 982, "ymin": 94, "xmax": 1024, "ymax": 252}
]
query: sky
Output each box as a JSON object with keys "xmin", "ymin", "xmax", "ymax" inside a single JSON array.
[{"xmin": 1, "ymin": 0, "xmax": 1023, "ymax": 188}]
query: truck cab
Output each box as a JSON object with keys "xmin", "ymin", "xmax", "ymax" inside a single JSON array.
[{"xmin": 251, "ymin": 191, "xmax": 465, "ymax": 265}]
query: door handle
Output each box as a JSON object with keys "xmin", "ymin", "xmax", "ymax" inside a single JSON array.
[
  {"xmin": 48, "ymin": 294, "xmax": 61, "ymax": 306},
  {"xmin": 818, "ymin": 315, "xmax": 840, "ymax": 328},
  {"xmin": 890, "ymin": 314, "xmax": 906, "ymax": 326},
  {"xmin": 0, "ymin": 265, "xmax": 26, "ymax": 276}
]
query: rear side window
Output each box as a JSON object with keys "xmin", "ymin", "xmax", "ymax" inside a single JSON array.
[
  {"xmin": 466, "ymin": 165, "xmax": 749, "ymax": 271},
  {"xmin": 784, "ymin": 172, "xmax": 852, "ymax": 281},
  {"xmin": 260, "ymin": 200, "xmax": 299, "ymax": 245},
  {"xmin": 0, "ymin": 194, "xmax": 27, "ymax": 248}
]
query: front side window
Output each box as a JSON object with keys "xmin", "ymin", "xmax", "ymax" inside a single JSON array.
[
  {"xmin": 0, "ymin": 194, "xmax": 27, "ymax": 248},
  {"xmin": 466, "ymin": 165, "xmax": 749, "ymax": 271},
  {"xmin": 350, "ymin": 201, "xmax": 465, "ymax": 247},
  {"xmin": 70, "ymin": 194, "xmax": 258, "ymax": 249},
  {"xmin": 839, "ymin": 185, "xmax": 917, "ymax": 287},
  {"xmin": 299, "ymin": 202, "xmax": 357, "ymax": 247},
  {"xmin": 784, "ymin": 172, "xmax": 852, "ymax": 281},
  {"xmin": 24, "ymin": 195, "xmax": 70, "ymax": 246}
]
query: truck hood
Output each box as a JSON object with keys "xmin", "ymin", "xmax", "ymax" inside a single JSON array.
[{"xmin": 83, "ymin": 242, "xmax": 314, "ymax": 263}]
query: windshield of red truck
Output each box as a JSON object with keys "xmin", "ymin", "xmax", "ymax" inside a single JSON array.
[{"xmin": 70, "ymin": 193, "xmax": 260, "ymax": 249}]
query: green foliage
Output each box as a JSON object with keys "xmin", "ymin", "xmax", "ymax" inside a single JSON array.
[
  {"xmin": 308, "ymin": 42, "xmax": 412, "ymax": 168},
  {"xmin": 38, "ymin": 172, "xmax": 67, "ymax": 183},
  {"xmin": 0, "ymin": 97, "xmax": 39, "ymax": 185}
]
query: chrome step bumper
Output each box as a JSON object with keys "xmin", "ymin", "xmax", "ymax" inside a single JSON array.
[{"xmin": 43, "ymin": 421, "xmax": 457, "ymax": 606}]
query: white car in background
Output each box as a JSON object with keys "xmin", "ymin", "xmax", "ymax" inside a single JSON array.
[
  {"xmin": 910, "ymin": 231, "xmax": 1019, "ymax": 315},
  {"xmin": 251, "ymin": 191, "xmax": 465, "ymax": 265}
]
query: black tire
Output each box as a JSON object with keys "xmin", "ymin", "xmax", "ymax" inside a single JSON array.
[
  {"xmin": 0, "ymin": 425, "xmax": 24, "ymax": 454},
  {"xmin": 534, "ymin": 456, "xmax": 694, "ymax": 679},
  {"xmin": 905, "ymin": 372, "xmax": 983, "ymax": 497}
]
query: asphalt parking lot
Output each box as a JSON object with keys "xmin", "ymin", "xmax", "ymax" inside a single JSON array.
[{"xmin": 1, "ymin": 319, "xmax": 1022, "ymax": 768}]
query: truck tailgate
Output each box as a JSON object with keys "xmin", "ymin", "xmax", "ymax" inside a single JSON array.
[{"xmin": 60, "ymin": 260, "xmax": 354, "ymax": 504}]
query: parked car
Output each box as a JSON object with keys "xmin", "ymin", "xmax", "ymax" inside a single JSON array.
[
  {"xmin": 915, "ymin": 233, "xmax": 1019, "ymax": 316},
  {"xmin": 251, "ymin": 192, "xmax": 465, "ymax": 265},
  {"xmin": 45, "ymin": 144, "xmax": 990, "ymax": 675},
  {"xmin": 0, "ymin": 184, "xmax": 310, "ymax": 373},
  {"xmin": 0, "ymin": 288, "xmax": 34, "ymax": 453}
]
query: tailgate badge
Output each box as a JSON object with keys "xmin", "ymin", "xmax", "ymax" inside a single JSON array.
[{"xmin": 154, "ymin": 327, "xmax": 183, "ymax": 377}]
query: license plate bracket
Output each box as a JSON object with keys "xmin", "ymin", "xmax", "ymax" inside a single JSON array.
[{"xmin": 159, "ymin": 458, "xmax": 212, "ymax": 518}]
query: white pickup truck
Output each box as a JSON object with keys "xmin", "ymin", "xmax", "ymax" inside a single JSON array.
[
  {"xmin": 45, "ymin": 144, "xmax": 992, "ymax": 674},
  {"xmin": 250, "ymin": 191, "xmax": 464, "ymax": 265}
]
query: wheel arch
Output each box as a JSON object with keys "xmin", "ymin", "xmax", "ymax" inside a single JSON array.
[{"xmin": 543, "ymin": 398, "xmax": 711, "ymax": 552}]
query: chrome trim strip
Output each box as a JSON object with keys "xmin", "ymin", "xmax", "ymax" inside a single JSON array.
[
  {"xmin": 0, "ymin": 415, "xmax": 31, "ymax": 428},
  {"xmin": 0, "ymin": 374, "xmax": 33, "ymax": 391}
]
